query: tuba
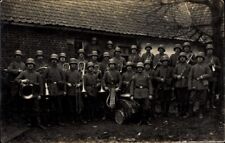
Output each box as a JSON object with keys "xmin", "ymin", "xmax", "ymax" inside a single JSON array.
[{"xmin": 20, "ymin": 80, "xmax": 34, "ymax": 99}]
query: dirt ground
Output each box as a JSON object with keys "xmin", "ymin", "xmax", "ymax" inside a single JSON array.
[{"xmin": 6, "ymin": 111, "xmax": 224, "ymax": 143}]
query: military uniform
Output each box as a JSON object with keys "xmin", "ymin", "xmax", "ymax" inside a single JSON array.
[
  {"xmin": 130, "ymin": 62, "xmax": 153, "ymax": 124},
  {"xmin": 66, "ymin": 58, "xmax": 83, "ymax": 122},
  {"xmin": 128, "ymin": 45, "xmax": 142, "ymax": 64},
  {"xmin": 204, "ymin": 44, "xmax": 221, "ymax": 109},
  {"xmin": 188, "ymin": 52, "xmax": 211, "ymax": 118},
  {"xmin": 105, "ymin": 40, "xmax": 114, "ymax": 58},
  {"xmin": 153, "ymin": 45, "xmax": 168, "ymax": 70},
  {"xmin": 86, "ymin": 37, "xmax": 102, "ymax": 57},
  {"xmin": 121, "ymin": 61, "xmax": 134, "ymax": 93},
  {"xmin": 141, "ymin": 43, "xmax": 154, "ymax": 68},
  {"xmin": 155, "ymin": 55, "xmax": 173, "ymax": 116},
  {"xmin": 100, "ymin": 52, "xmax": 110, "ymax": 74},
  {"xmin": 43, "ymin": 54, "xmax": 65, "ymax": 125},
  {"xmin": 173, "ymin": 52, "xmax": 191, "ymax": 116},
  {"xmin": 84, "ymin": 62, "xmax": 101, "ymax": 120},
  {"xmin": 15, "ymin": 58, "xmax": 44, "ymax": 127},
  {"xmin": 170, "ymin": 44, "xmax": 182, "ymax": 67},
  {"xmin": 112, "ymin": 47, "xmax": 126, "ymax": 72},
  {"xmin": 183, "ymin": 42, "xmax": 196, "ymax": 65}
]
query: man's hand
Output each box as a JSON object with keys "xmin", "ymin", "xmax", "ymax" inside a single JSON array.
[
  {"xmin": 161, "ymin": 78, "xmax": 165, "ymax": 82},
  {"xmin": 115, "ymin": 87, "xmax": 120, "ymax": 92},
  {"xmin": 105, "ymin": 87, "xmax": 109, "ymax": 90},
  {"xmin": 67, "ymin": 83, "xmax": 72, "ymax": 87},
  {"xmin": 149, "ymin": 95, "xmax": 153, "ymax": 100},
  {"xmin": 177, "ymin": 75, "xmax": 181, "ymax": 79},
  {"xmin": 37, "ymin": 95, "xmax": 41, "ymax": 100},
  {"xmin": 130, "ymin": 96, "xmax": 134, "ymax": 100}
]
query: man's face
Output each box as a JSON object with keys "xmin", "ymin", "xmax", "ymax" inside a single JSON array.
[
  {"xmin": 115, "ymin": 51, "xmax": 120, "ymax": 56},
  {"xmin": 104, "ymin": 56, "xmax": 109, "ymax": 61},
  {"xmin": 206, "ymin": 49, "xmax": 213, "ymax": 55},
  {"xmin": 184, "ymin": 46, "xmax": 190, "ymax": 52},
  {"xmin": 92, "ymin": 56, "xmax": 98, "ymax": 61},
  {"xmin": 59, "ymin": 57, "xmax": 66, "ymax": 62},
  {"xmin": 70, "ymin": 63, "xmax": 77, "ymax": 70},
  {"xmin": 131, "ymin": 49, "xmax": 137, "ymax": 54},
  {"xmin": 175, "ymin": 48, "xmax": 181, "ymax": 53},
  {"xmin": 109, "ymin": 64, "xmax": 115, "ymax": 69},
  {"xmin": 37, "ymin": 55, "xmax": 43, "ymax": 60},
  {"xmin": 146, "ymin": 47, "xmax": 151, "ymax": 52},
  {"xmin": 107, "ymin": 44, "xmax": 113, "ymax": 49},
  {"xmin": 88, "ymin": 66, "xmax": 94, "ymax": 72},
  {"xmin": 159, "ymin": 48, "xmax": 164, "ymax": 54},
  {"xmin": 127, "ymin": 66, "xmax": 132, "ymax": 71},
  {"xmin": 79, "ymin": 53, "xmax": 84, "ymax": 58},
  {"xmin": 145, "ymin": 64, "xmax": 151, "ymax": 70},
  {"xmin": 27, "ymin": 64, "xmax": 34, "ymax": 70},
  {"xmin": 51, "ymin": 59, "xmax": 57, "ymax": 65},
  {"xmin": 15, "ymin": 55, "xmax": 22, "ymax": 61},
  {"xmin": 162, "ymin": 60, "xmax": 168, "ymax": 66},
  {"xmin": 179, "ymin": 57, "xmax": 186, "ymax": 63},
  {"xmin": 197, "ymin": 57, "xmax": 204, "ymax": 63},
  {"xmin": 137, "ymin": 67, "xmax": 143, "ymax": 73}
]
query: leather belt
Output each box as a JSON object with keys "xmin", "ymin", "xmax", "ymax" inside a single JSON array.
[{"xmin": 135, "ymin": 86, "xmax": 147, "ymax": 89}]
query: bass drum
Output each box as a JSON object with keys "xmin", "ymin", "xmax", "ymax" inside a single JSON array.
[{"xmin": 115, "ymin": 99, "xmax": 140, "ymax": 125}]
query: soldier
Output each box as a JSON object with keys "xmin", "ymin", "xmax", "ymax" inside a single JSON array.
[
  {"xmin": 100, "ymin": 52, "xmax": 110, "ymax": 74},
  {"xmin": 112, "ymin": 46, "xmax": 126, "ymax": 73},
  {"xmin": 155, "ymin": 55, "xmax": 173, "ymax": 117},
  {"xmin": 35, "ymin": 50, "xmax": 48, "ymax": 74},
  {"xmin": 102, "ymin": 59, "xmax": 122, "ymax": 109},
  {"xmin": 121, "ymin": 61, "xmax": 134, "ymax": 94},
  {"xmin": 170, "ymin": 44, "xmax": 182, "ymax": 67},
  {"xmin": 183, "ymin": 42, "xmax": 195, "ymax": 65},
  {"xmin": 66, "ymin": 58, "xmax": 83, "ymax": 123},
  {"xmin": 141, "ymin": 43, "xmax": 154, "ymax": 68},
  {"xmin": 77, "ymin": 49, "xmax": 87, "ymax": 74},
  {"xmin": 43, "ymin": 53, "xmax": 66, "ymax": 125},
  {"xmin": 130, "ymin": 62, "xmax": 153, "ymax": 125},
  {"xmin": 128, "ymin": 45, "xmax": 142, "ymax": 64},
  {"xmin": 58, "ymin": 52, "xmax": 70, "ymax": 72},
  {"xmin": 204, "ymin": 44, "xmax": 221, "ymax": 109},
  {"xmin": 188, "ymin": 52, "xmax": 211, "ymax": 119},
  {"xmin": 86, "ymin": 37, "xmax": 101, "ymax": 57},
  {"xmin": 8, "ymin": 50, "xmax": 26, "ymax": 79},
  {"xmin": 83, "ymin": 62, "xmax": 101, "ymax": 121},
  {"xmin": 15, "ymin": 58, "xmax": 45, "ymax": 129},
  {"xmin": 153, "ymin": 44, "xmax": 167, "ymax": 70},
  {"xmin": 90, "ymin": 50, "xmax": 101, "ymax": 78},
  {"xmin": 106, "ymin": 40, "xmax": 114, "ymax": 58},
  {"xmin": 173, "ymin": 52, "xmax": 191, "ymax": 117}
]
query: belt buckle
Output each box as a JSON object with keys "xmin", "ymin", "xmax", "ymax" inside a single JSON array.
[{"xmin": 140, "ymin": 86, "xmax": 143, "ymax": 89}]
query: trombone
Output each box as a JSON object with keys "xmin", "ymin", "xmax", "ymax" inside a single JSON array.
[{"xmin": 80, "ymin": 62, "xmax": 86, "ymax": 93}]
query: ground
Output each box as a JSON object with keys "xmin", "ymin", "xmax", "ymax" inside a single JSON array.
[{"xmin": 3, "ymin": 111, "xmax": 224, "ymax": 143}]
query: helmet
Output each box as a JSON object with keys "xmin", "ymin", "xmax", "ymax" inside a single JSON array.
[
  {"xmin": 145, "ymin": 43, "xmax": 152, "ymax": 49},
  {"xmin": 174, "ymin": 44, "xmax": 182, "ymax": 50},
  {"xmin": 78, "ymin": 49, "xmax": 85, "ymax": 53},
  {"xmin": 206, "ymin": 44, "xmax": 214, "ymax": 50},
  {"xmin": 69, "ymin": 58, "xmax": 78, "ymax": 64},
  {"xmin": 178, "ymin": 52, "xmax": 187, "ymax": 59},
  {"xmin": 161, "ymin": 55, "xmax": 170, "ymax": 61},
  {"xmin": 196, "ymin": 52, "xmax": 205, "ymax": 59},
  {"xmin": 115, "ymin": 46, "xmax": 121, "ymax": 52},
  {"xmin": 131, "ymin": 45, "xmax": 137, "ymax": 49},
  {"xmin": 126, "ymin": 61, "xmax": 133, "ymax": 67},
  {"xmin": 26, "ymin": 58, "xmax": 35, "ymax": 65},
  {"xmin": 144, "ymin": 60, "xmax": 151, "ymax": 65},
  {"xmin": 107, "ymin": 40, "xmax": 113, "ymax": 45},
  {"xmin": 136, "ymin": 62, "xmax": 144, "ymax": 68},
  {"xmin": 87, "ymin": 62, "xmax": 94, "ymax": 68},
  {"xmin": 15, "ymin": 50, "xmax": 23, "ymax": 56},
  {"xmin": 91, "ymin": 50, "xmax": 98, "ymax": 56},
  {"xmin": 103, "ymin": 52, "xmax": 110, "ymax": 57},
  {"xmin": 59, "ymin": 52, "xmax": 66, "ymax": 57},
  {"xmin": 183, "ymin": 42, "xmax": 191, "ymax": 47},
  {"xmin": 50, "ymin": 53, "xmax": 58, "ymax": 60},
  {"xmin": 36, "ymin": 50, "xmax": 43, "ymax": 56},
  {"xmin": 158, "ymin": 44, "xmax": 165, "ymax": 51},
  {"xmin": 109, "ymin": 58, "xmax": 116, "ymax": 64}
]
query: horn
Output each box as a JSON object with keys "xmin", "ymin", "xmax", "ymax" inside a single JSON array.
[
  {"xmin": 20, "ymin": 82, "xmax": 34, "ymax": 99},
  {"xmin": 99, "ymin": 84, "xmax": 105, "ymax": 93},
  {"xmin": 45, "ymin": 83, "xmax": 50, "ymax": 96},
  {"xmin": 81, "ymin": 62, "xmax": 86, "ymax": 93}
]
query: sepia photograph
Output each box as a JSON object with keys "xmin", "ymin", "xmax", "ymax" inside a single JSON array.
[{"xmin": 0, "ymin": 0, "xmax": 224, "ymax": 142}]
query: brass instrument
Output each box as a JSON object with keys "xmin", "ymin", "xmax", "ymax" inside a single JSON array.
[
  {"xmin": 45, "ymin": 83, "xmax": 50, "ymax": 96},
  {"xmin": 211, "ymin": 57, "xmax": 216, "ymax": 72},
  {"xmin": 99, "ymin": 83, "xmax": 106, "ymax": 93},
  {"xmin": 20, "ymin": 80, "xmax": 34, "ymax": 99},
  {"xmin": 187, "ymin": 53, "xmax": 193, "ymax": 64},
  {"xmin": 36, "ymin": 66, "xmax": 48, "ymax": 73},
  {"xmin": 119, "ymin": 63, "xmax": 123, "ymax": 73},
  {"xmin": 80, "ymin": 62, "xmax": 86, "ymax": 93},
  {"xmin": 106, "ymin": 88, "xmax": 116, "ymax": 109}
]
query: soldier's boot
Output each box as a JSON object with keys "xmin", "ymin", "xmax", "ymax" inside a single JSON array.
[
  {"xmin": 36, "ymin": 117, "xmax": 47, "ymax": 130},
  {"xmin": 185, "ymin": 104, "xmax": 194, "ymax": 118}
]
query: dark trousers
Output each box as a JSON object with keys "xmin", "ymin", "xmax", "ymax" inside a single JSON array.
[
  {"xmin": 207, "ymin": 81, "xmax": 216, "ymax": 108},
  {"xmin": 23, "ymin": 98, "xmax": 40, "ymax": 125},
  {"xmin": 159, "ymin": 90, "xmax": 171, "ymax": 116},
  {"xmin": 135, "ymin": 98, "xmax": 150, "ymax": 122},
  {"xmin": 176, "ymin": 87, "xmax": 189, "ymax": 116},
  {"xmin": 189, "ymin": 90, "xmax": 207, "ymax": 115},
  {"xmin": 84, "ymin": 95, "xmax": 99, "ymax": 120}
]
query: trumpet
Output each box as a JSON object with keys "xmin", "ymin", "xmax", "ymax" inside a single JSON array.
[{"xmin": 99, "ymin": 83, "xmax": 106, "ymax": 93}]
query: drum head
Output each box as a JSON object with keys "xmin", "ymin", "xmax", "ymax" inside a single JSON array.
[{"xmin": 115, "ymin": 110, "xmax": 125, "ymax": 125}]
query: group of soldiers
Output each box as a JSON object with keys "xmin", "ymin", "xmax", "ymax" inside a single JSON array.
[{"xmin": 3, "ymin": 38, "xmax": 221, "ymax": 128}]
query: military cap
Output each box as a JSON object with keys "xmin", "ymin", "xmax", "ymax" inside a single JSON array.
[
  {"xmin": 50, "ymin": 53, "xmax": 58, "ymax": 60},
  {"xmin": 131, "ymin": 45, "xmax": 137, "ymax": 49},
  {"xmin": 103, "ymin": 52, "xmax": 110, "ymax": 57},
  {"xmin": 178, "ymin": 52, "xmax": 187, "ymax": 59},
  {"xmin": 26, "ymin": 58, "xmax": 35, "ymax": 65},
  {"xmin": 145, "ymin": 43, "xmax": 152, "ymax": 49},
  {"xmin": 183, "ymin": 42, "xmax": 191, "ymax": 47},
  {"xmin": 206, "ymin": 44, "xmax": 214, "ymax": 50},
  {"xmin": 15, "ymin": 50, "xmax": 23, "ymax": 56},
  {"xmin": 69, "ymin": 58, "xmax": 78, "ymax": 64},
  {"xmin": 158, "ymin": 44, "xmax": 165, "ymax": 51},
  {"xmin": 92, "ymin": 37, "xmax": 97, "ymax": 41},
  {"xmin": 126, "ymin": 61, "xmax": 133, "ymax": 67},
  {"xmin": 90, "ymin": 50, "xmax": 98, "ymax": 56},
  {"xmin": 109, "ymin": 58, "xmax": 116, "ymax": 64},
  {"xmin": 36, "ymin": 50, "xmax": 43, "ymax": 56},
  {"xmin": 78, "ymin": 49, "xmax": 85, "ymax": 53},
  {"xmin": 136, "ymin": 62, "xmax": 144, "ymax": 68},
  {"xmin": 87, "ymin": 62, "xmax": 94, "ymax": 68},
  {"xmin": 144, "ymin": 60, "xmax": 151, "ymax": 65},
  {"xmin": 59, "ymin": 52, "xmax": 66, "ymax": 57},
  {"xmin": 196, "ymin": 52, "xmax": 205, "ymax": 59},
  {"xmin": 174, "ymin": 44, "xmax": 182, "ymax": 50},
  {"xmin": 107, "ymin": 40, "xmax": 113, "ymax": 45},
  {"xmin": 114, "ymin": 46, "xmax": 121, "ymax": 52}
]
